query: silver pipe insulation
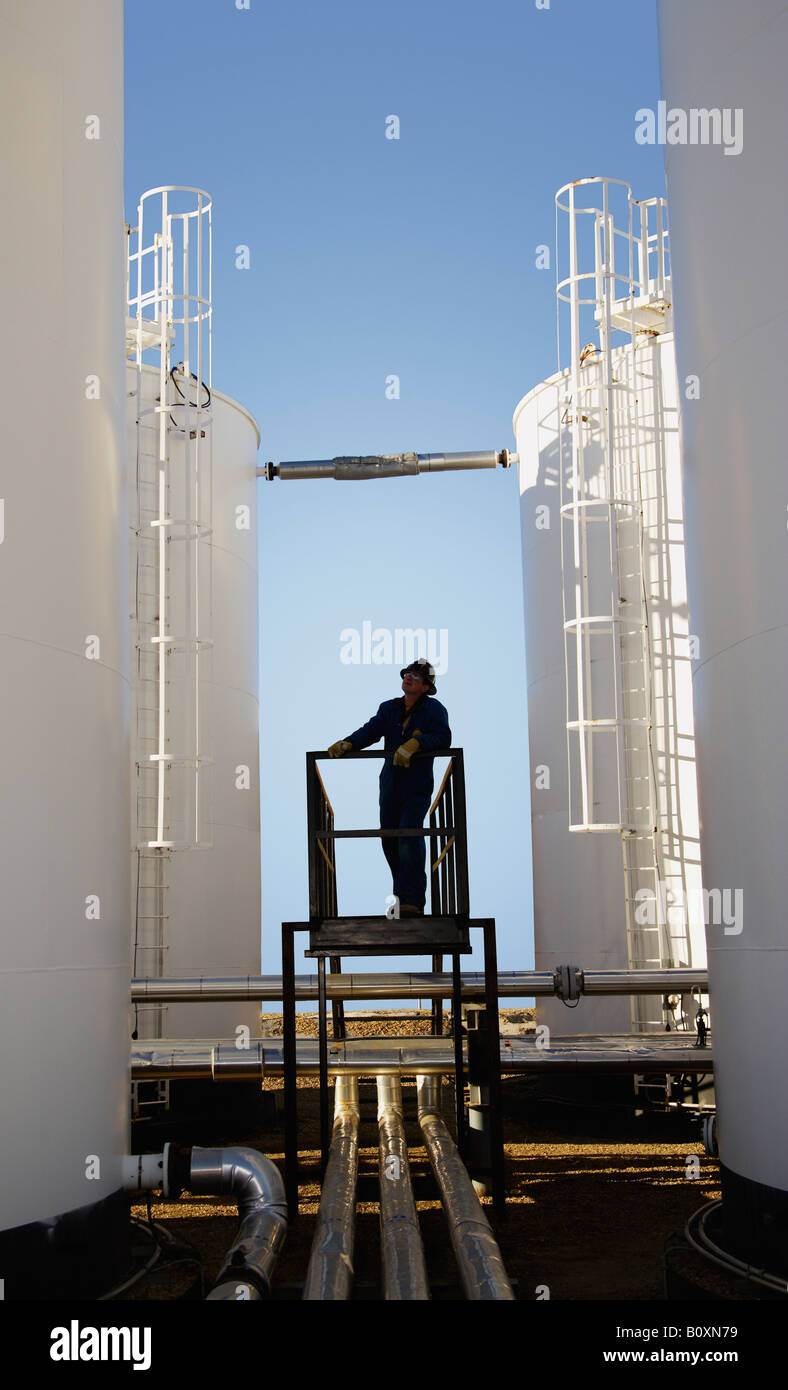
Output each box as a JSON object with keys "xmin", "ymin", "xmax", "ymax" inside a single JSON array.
[
  {"xmin": 131, "ymin": 1034, "xmax": 713, "ymax": 1080},
  {"xmin": 188, "ymin": 1147, "xmax": 288, "ymax": 1301},
  {"xmin": 303, "ymin": 1078, "xmax": 360, "ymax": 1300},
  {"xmin": 258, "ymin": 449, "xmax": 514, "ymax": 480},
  {"xmin": 376, "ymin": 1076, "xmax": 430, "ymax": 1300},
  {"xmin": 131, "ymin": 971, "xmax": 545, "ymax": 1002},
  {"xmin": 131, "ymin": 967, "xmax": 708, "ymax": 1003},
  {"xmin": 121, "ymin": 1145, "xmax": 288, "ymax": 1301},
  {"xmin": 416, "ymin": 1077, "xmax": 515, "ymax": 1301},
  {"xmin": 416, "ymin": 451, "xmax": 511, "ymax": 472}
]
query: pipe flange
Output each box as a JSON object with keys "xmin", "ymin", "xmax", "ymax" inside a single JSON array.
[
  {"xmin": 161, "ymin": 1141, "xmax": 190, "ymax": 1199},
  {"xmin": 554, "ymin": 964, "xmax": 584, "ymax": 1002}
]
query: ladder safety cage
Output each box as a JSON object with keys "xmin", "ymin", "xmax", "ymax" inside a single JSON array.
[
  {"xmin": 555, "ymin": 177, "xmax": 686, "ymax": 1029},
  {"xmin": 126, "ymin": 187, "xmax": 215, "ymax": 1042}
]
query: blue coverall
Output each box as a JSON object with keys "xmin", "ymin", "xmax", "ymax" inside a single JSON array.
[{"xmin": 345, "ymin": 694, "xmax": 452, "ymax": 909}]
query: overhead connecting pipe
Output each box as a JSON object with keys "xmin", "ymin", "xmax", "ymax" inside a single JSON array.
[
  {"xmin": 416, "ymin": 1077, "xmax": 515, "ymax": 1301},
  {"xmin": 376, "ymin": 1077, "xmax": 430, "ymax": 1300},
  {"xmin": 258, "ymin": 449, "xmax": 515, "ymax": 481},
  {"xmin": 303, "ymin": 1078, "xmax": 360, "ymax": 1300}
]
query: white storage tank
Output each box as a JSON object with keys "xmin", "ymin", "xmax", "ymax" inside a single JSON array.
[
  {"xmin": 658, "ymin": 0, "xmax": 788, "ymax": 1267},
  {"xmin": 515, "ymin": 369, "xmax": 632, "ymax": 1035},
  {"xmin": 514, "ymin": 183, "xmax": 706, "ymax": 1036},
  {"xmin": 126, "ymin": 362, "xmax": 262, "ymax": 1040},
  {"xmin": 0, "ymin": 0, "xmax": 131, "ymax": 1295}
]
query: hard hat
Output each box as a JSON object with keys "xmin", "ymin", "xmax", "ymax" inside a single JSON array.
[{"xmin": 400, "ymin": 658, "xmax": 436, "ymax": 694}]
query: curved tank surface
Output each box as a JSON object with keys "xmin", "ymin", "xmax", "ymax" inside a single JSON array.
[
  {"xmin": 658, "ymin": 0, "xmax": 788, "ymax": 1267},
  {"xmin": 0, "ymin": 0, "xmax": 131, "ymax": 1295},
  {"xmin": 515, "ymin": 329, "xmax": 706, "ymax": 1036},
  {"xmin": 127, "ymin": 365, "xmax": 262, "ymax": 1039}
]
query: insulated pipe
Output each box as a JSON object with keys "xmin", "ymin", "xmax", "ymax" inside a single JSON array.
[
  {"xmin": 303, "ymin": 1078, "xmax": 360, "ymax": 1300},
  {"xmin": 131, "ymin": 1034, "xmax": 712, "ymax": 1080},
  {"xmin": 376, "ymin": 1077, "xmax": 430, "ymax": 1301},
  {"xmin": 189, "ymin": 1148, "xmax": 288, "ymax": 1301},
  {"xmin": 120, "ymin": 1145, "xmax": 288, "ymax": 1300},
  {"xmin": 131, "ymin": 970, "xmax": 552, "ymax": 1001},
  {"xmin": 131, "ymin": 967, "xmax": 708, "ymax": 1002},
  {"xmin": 417, "ymin": 451, "xmax": 510, "ymax": 472},
  {"xmin": 416, "ymin": 1077, "xmax": 514, "ymax": 1301},
  {"xmin": 259, "ymin": 449, "xmax": 514, "ymax": 480}
]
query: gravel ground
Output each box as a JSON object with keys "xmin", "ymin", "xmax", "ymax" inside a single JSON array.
[{"xmin": 122, "ymin": 1011, "xmax": 724, "ymax": 1302}]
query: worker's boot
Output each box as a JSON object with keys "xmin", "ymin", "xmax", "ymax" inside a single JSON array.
[{"xmin": 399, "ymin": 903, "xmax": 423, "ymax": 917}]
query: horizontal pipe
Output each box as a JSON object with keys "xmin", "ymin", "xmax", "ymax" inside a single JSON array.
[
  {"xmin": 417, "ymin": 451, "xmax": 503, "ymax": 471},
  {"xmin": 376, "ymin": 1076, "xmax": 430, "ymax": 1300},
  {"xmin": 417, "ymin": 1077, "xmax": 514, "ymax": 1301},
  {"xmin": 131, "ymin": 1035, "xmax": 713, "ymax": 1080},
  {"xmin": 121, "ymin": 1152, "xmax": 167, "ymax": 1192},
  {"xmin": 303, "ymin": 1078, "xmax": 360, "ymax": 1300},
  {"xmin": 131, "ymin": 968, "xmax": 708, "ymax": 1003},
  {"xmin": 130, "ymin": 972, "xmax": 551, "ymax": 1002},
  {"xmin": 259, "ymin": 450, "xmax": 513, "ymax": 480},
  {"xmin": 269, "ymin": 459, "xmax": 335, "ymax": 479},
  {"xmin": 585, "ymin": 970, "xmax": 707, "ymax": 994}
]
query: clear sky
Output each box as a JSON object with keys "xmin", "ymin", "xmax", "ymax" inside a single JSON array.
[{"xmin": 124, "ymin": 0, "xmax": 667, "ymax": 998}]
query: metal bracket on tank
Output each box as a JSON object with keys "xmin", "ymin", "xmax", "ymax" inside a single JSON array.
[{"xmin": 554, "ymin": 964, "xmax": 584, "ymax": 1002}]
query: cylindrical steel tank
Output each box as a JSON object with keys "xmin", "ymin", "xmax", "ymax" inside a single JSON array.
[
  {"xmin": 658, "ymin": 0, "xmax": 788, "ymax": 1266},
  {"xmin": 0, "ymin": 0, "xmax": 131, "ymax": 1295},
  {"xmin": 514, "ymin": 331, "xmax": 706, "ymax": 1036},
  {"xmin": 127, "ymin": 365, "xmax": 262, "ymax": 1039},
  {"xmin": 515, "ymin": 370, "xmax": 628, "ymax": 1034}
]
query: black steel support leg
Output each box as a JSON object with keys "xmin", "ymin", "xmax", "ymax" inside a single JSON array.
[
  {"xmin": 330, "ymin": 955, "xmax": 345, "ymax": 1039},
  {"xmin": 452, "ymin": 950, "xmax": 465, "ymax": 1154},
  {"xmin": 432, "ymin": 952, "xmax": 443, "ymax": 1036},
  {"xmin": 318, "ymin": 955, "xmax": 329, "ymax": 1173},
  {"xmin": 483, "ymin": 919, "xmax": 506, "ymax": 1219},
  {"xmin": 282, "ymin": 923, "xmax": 298, "ymax": 1217}
]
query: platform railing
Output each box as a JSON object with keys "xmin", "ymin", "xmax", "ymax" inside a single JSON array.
[
  {"xmin": 428, "ymin": 752, "xmax": 470, "ymax": 918},
  {"xmin": 306, "ymin": 747, "xmax": 462, "ymax": 921}
]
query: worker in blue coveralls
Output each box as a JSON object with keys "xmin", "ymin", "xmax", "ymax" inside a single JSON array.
[{"xmin": 327, "ymin": 658, "xmax": 451, "ymax": 917}]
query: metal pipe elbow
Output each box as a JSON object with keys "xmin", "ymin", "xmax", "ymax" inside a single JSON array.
[{"xmin": 189, "ymin": 1147, "xmax": 288, "ymax": 1299}]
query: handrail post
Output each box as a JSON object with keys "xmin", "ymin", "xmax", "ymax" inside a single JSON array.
[
  {"xmin": 282, "ymin": 922, "xmax": 299, "ymax": 1215},
  {"xmin": 451, "ymin": 751, "xmax": 471, "ymax": 916},
  {"xmin": 306, "ymin": 752, "xmax": 319, "ymax": 919}
]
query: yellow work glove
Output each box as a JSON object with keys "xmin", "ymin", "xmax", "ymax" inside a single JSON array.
[
  {"xmin": 328, "ymin": 740, "xmax": 352, "ymax": 758},
  {"xmin": 393, "ymin": 737, "xmax": 420, "ymax": 768}
]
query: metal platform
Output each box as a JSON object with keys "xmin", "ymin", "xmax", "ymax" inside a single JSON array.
[
  {"xmin": 277, "ymin": 748, "xmax": 505, "ymax": 1217},
  {"xmin": 303, "ymin": 914, "xmax": 474, "ymax": 957}
]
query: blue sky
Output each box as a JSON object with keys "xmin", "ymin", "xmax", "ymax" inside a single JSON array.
[{"xmin": 124, "ymin": 0, "xmax": 667, "ymax": 996}]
